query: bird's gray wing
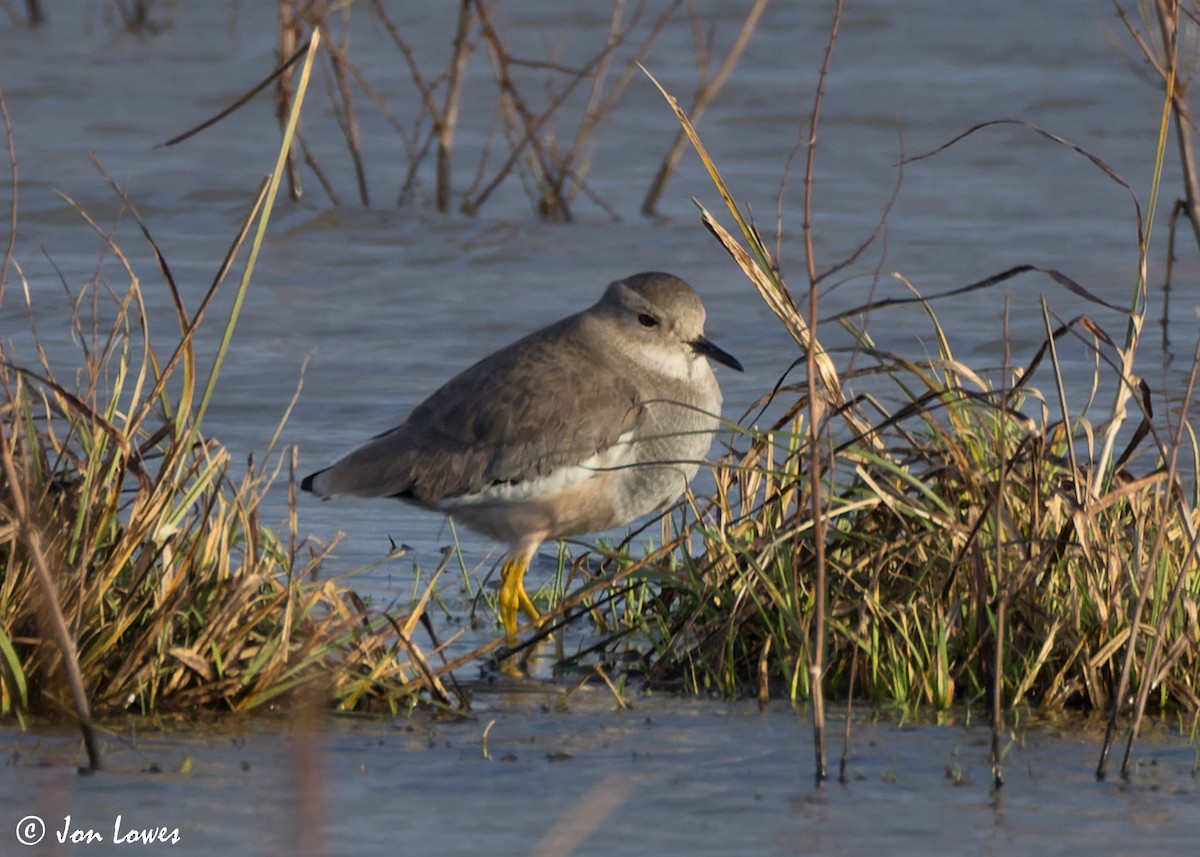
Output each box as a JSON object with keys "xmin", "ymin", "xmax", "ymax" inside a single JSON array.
[{"xmin": 308, "ymin": 318, "xmax": 643, "ymax": 503}]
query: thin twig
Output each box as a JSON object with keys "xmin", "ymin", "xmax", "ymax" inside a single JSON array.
[
  {"xmin": 325, "ymin": 35, "xmax": 370, "ymax": 206},
  {"xmin": 803, "ymin": 0, "xmax": 845, "ymax": 786},
  {"xmin": 991, "ymin": 295, "xmax": 1011, "ymax": 791},
  {"xmin": 466, "ymin": 0, "xmax": 650, "ymax": 216},
  {"xmin": 157, "ymin": 37, "xmax": 311, "ymax": 148},
  {"xmin": 641, "ymin": 0, "xmax": 769, "ymax": 215},
  {"xmin": 275, "ymin": 4, "xmax": 305, "ymax": 201},
  {"xmin": 438, "ymin": 0, "xmax": 475, "ymax": 213},
  {"xmin": 0, "ymin": 80, "xmax": 15, "ymax": 308}
]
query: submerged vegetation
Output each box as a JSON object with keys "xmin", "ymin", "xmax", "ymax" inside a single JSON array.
[{"xmin": 0, "ymin": 2, "xmax": 1198, "ymax": 790}]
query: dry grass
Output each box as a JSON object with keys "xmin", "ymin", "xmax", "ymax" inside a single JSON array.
[
  {"xmin": 0, "ymin": 39, "xmax": 455, "ymax": 728},
  {"xmin": 581, "ymin": 21, "xmax": 1200, "ymax": 783},
  {"xmin": 0, "ymin": 218, "xmax": 443, "ymax": 720}
]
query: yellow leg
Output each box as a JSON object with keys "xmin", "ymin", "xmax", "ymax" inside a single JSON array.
[
  {"xmin": 517, "ymin": 587, "xmax": 539, "ymax": 623},
  {"xmin": 499, "ymin": 547, "xmax": 541, "ymax": 645}
]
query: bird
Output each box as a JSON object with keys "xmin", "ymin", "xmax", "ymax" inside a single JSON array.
[{"xmin": 301, "ymin": 271, "xmax": 742, "ymax": 651}]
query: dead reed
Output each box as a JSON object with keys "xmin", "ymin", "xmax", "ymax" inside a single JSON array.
[
  {"xmin": 272, "ymin": 0, "xmax": 691, "ymax": 218},
  {"xmin": 154, "ymin": 2, "xmax": 771, "ymax": 220}
]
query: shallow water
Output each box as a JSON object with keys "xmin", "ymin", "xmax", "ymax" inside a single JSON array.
[
  {"xmin": 2, "ymin": 690, "xmax": 1197, "ymax": 856},
  {"xmin": 2, "ymin": 0, "xmax": 1199, "ymax": 853}
]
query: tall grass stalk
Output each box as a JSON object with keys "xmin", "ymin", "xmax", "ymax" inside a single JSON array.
[
  {"xmin": 640, "ymin": 0, "xmax": 771, "ymax": 216},
  {"xmin": 1097, "ymin": 4, "xmax": 1176, "ymax": 780},
  {"xmin": 202, "ymin": 26, "xmax": 318, "ymax": 429}
]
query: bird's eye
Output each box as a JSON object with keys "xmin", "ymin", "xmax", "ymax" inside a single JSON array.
[{"xmin": 637, "ymin": 313, "xmax": 658, "ymax": 328}]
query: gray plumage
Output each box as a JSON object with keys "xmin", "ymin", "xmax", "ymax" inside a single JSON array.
[{"xmin": 301, "ymin": 271, "xmax": 742, "ymax": 547}]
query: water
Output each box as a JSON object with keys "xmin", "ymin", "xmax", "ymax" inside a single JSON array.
[
  {"xmin": 1, "ymin": 1, "xmax": 1198, "ymax": 852},
  {"xmin": 3, "ymin": 692, "xmax": 1198, "ymax": 856}
]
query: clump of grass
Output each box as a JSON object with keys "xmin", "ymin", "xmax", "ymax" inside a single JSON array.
[
  {"xmin": 0, "ymin": 38, "xmax": 454, "ymax": 728},
  {"xmin": 0, "ymin": 203, "xmax": 441, "ymax": 719},
  {"xmin": 625, "ymin": 306, "xmax": 1200, "ymax": 715},
  {"xmin": 575, "ymin": 56, "xmax": 1200, "ymax": 753}
]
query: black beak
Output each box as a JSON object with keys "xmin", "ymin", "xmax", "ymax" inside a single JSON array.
[{"xmin": 691, "ymin": 336, "xmax": 744, "ymax": 372}]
